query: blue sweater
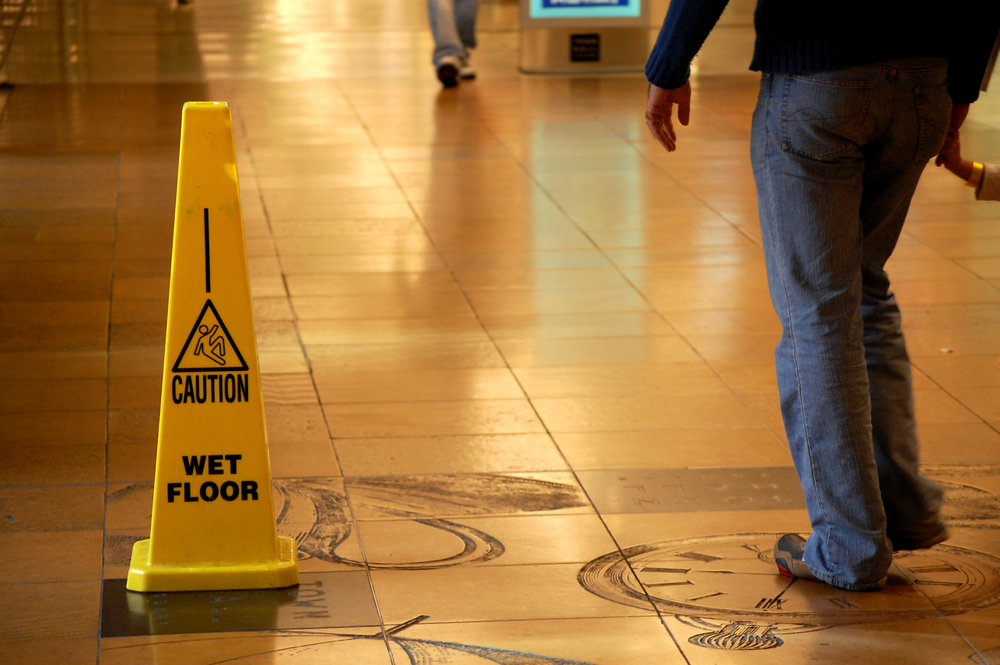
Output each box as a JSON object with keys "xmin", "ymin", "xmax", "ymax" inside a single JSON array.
[{"xmin": 645, "ymin": 0, "xmax": 1000, "ymax": 105}]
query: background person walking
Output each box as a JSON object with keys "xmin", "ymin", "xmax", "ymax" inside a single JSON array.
[{"xmin": 428, "ymin": 0, "xmax": 478, "ymax": 87}]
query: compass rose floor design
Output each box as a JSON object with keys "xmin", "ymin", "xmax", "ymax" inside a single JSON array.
[{"xmin": 3, "ymin": 0, "xmax": 1000, "ymax": 663}]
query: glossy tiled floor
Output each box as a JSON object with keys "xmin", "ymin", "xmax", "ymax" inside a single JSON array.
[{"xmin": 2, "ymin": 1, "xmax": 1000, "ymax": 663}]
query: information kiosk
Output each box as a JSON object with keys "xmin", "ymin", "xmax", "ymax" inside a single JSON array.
[{"xmin": 519, "ymin": 0, "xmax": 649, "ymax": 74}]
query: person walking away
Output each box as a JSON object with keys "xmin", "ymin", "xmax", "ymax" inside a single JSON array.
[{"xmin": 428, "ymin": 0, "xmax": 478, "ymax": 88}]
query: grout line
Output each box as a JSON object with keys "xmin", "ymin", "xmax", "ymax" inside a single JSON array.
[
  {"xmin": 96, "ymin": 81, "xmax": 128, "ymax": 664},
  {"xmin": 268, "ymin": 81, "xmax": 401, "ymax": 665},
  {"xmin": 233, "ymin": 111, "xmax": 395, "ymax": 652}
]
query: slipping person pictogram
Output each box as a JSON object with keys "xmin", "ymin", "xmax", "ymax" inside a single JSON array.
[{"xmin": 194, "ymin": 323, "xmax": 226, "ymax": 365}]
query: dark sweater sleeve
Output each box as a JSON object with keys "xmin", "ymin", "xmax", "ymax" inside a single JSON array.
[
  {"xmin": 949, "ymin": 9, "xmax": 1000, "ymax": 104},
  {"xmin": 645, "ymin": 0, "xmax": 732, "ymax": 89}
]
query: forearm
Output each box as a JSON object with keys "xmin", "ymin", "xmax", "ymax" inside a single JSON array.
[
  {"xmin": 645, "ymin": 0, "xmax": 731, "ymax": 90},
  {"xmin": 952, "ymin": 158, "xmax": 974, "ymax": 181}
]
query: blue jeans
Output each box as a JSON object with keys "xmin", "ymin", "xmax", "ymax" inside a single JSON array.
[
  {"xmin": 751, "ymin": 59, "xmax": 951, "ymax": 590},
  {"xmin": 427, "ymin": 0, "xmax": 478, "ymax": 67}
]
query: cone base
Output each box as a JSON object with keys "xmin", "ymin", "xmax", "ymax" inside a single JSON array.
[{"xmin": 126, "ymin": 536, "xmax": 300, "ymax": 592}]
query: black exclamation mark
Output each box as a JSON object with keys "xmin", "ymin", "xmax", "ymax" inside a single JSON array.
[{"xmin": 204, "ymin": 208, "xmax": 211, "ymax": 293}]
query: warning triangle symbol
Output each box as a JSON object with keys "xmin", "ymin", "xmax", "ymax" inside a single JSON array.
[{"xmin": 172, "ymin": 299, "xmax": 250, "ymax": 373}]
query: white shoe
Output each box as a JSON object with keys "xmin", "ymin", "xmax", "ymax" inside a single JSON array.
[
  {"xmin": 436, "ymin": 55, "xmax": 461, "ymax": 88},
  {"xmin": 459, "ymin": 56, "xmax": 476, "ymax": 80}
]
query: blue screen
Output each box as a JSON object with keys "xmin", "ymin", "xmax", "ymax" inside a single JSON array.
[
  {"xmin": 542, "ymin": 0, "xmax": 631, "ymax": 6},
  {"xmin": 531, "ymin": 0, "xmax": 641, "ymax": 19}
]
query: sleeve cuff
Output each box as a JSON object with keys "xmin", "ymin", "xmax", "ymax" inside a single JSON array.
[
  {"xmin": 645, "ymin": 61, "xmax": 692, "ymax": 90},
  {"xmin": 949, "ymin": 86, "xmax": 981, "ymax": 105},
  {"xmin": 976, "ymin": 163, "xmax": 1000, "ymax": 201}
]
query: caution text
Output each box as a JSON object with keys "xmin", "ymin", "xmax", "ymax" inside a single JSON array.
[{"xmin": 172, "ymin": 373, "xmax": 249, "ymax": 404}]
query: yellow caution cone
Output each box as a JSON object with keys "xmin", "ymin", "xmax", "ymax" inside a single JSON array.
[{"xmin": 127, "ymin": 102, "xmax": 299, "ymax": 592}]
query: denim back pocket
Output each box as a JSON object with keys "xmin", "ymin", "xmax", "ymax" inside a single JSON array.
[
  {"xmin": 913, "ymin": 84, "xmax": 951, "ymax": 164},
  {"xmin": 780, "ymin": 75, "xmax": 876, "ymax": 161}
]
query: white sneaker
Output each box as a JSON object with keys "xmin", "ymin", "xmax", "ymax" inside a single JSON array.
[
  {"xmin": 459, "ymin": 56, "xmax": 476, "ymax": 80},
  {"xmin": 436, "ymin": 55, "xmax": 461, "ymax": 88}
]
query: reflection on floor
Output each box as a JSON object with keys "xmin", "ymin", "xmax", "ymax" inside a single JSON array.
[{"xmin": 2, "ymin": 0, "xmax": 1000, "ymax": 663}]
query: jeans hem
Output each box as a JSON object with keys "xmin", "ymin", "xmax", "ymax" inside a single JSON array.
[
  {"xmin": 433, "ymin": 47, "xmax": 467, "ymax": 67},
  {"xmin": 812, "ymin": 569, "xmax": 887, "ymax": 592}
]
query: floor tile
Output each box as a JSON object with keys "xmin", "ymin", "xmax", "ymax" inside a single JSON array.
[
  {"xmin": 0, "ymin": 350, "xmax": 107, "ymax": 380},
  {"xmin": 107, "ymin": 444, "xmax": 157, "ymax": 483},
  {"xmin": 532, "ymin": 394, "xmax": 764, "ymax": 432},
  {"xmin": 324, "ymin": 399, "xmax": 546, "ymax": 438},
  {"xmin": 0, "ymin": 530, "xmax": 103, "ymax": 584},
  {"xmin": 285, "ymin": 271, "xmax": 457, "ymax": 296},
  {"xmin": 279, "ymin": 253, "xmax": 447, "ymax": 274},
  {"xmin": 0, "ymin": 638, "xmax": 97, "ymax": 665},
  {"xmin": 108, "ymin": 376, "xmax": 160, "ymax": 409},
  {"xmin": 578, "ymin": 466, "xmax": 804, "ymax": 515},
  {"xmin": 553, "ymin": 429, "xmax": 789, "ymax": 470},
  {"xmin": 108, "ymin": 348, "xmax": 163, "ymax": 377},
  {"xmin": 0, "ymin": 262, "xmax": 112, "ymax": 301},
  {"xmin": 0, "ymin": 485, "xmax": 105, "ymax": 532},
  {"xmin": 100, "ymin": 572, "xmax": 379, "ymax": 638},
  {"xmin": 400, "ymin": 616, "xmax": 687, "ymax": 665},
  {"xmin": 460, "ymin": 267, "xmax": 633, "ymax": 292},
  {"xmin": 370, "ymin": 563, "xmax": 657, "ymax": 625},
  {"xmin": 481, "ymin": 311, "xmax": 677, "ymax": 340},
  {"xmin": 298, "ymin": 317, "xmax": 488, "ymax": 346},
  {"xmin": 0, "ymin": 444, "xmax": 105, "ymax": 486},
  {"xmin": 0, "ymin": 581, "xmax": 100, "ymax": 642},
  {"xmin": 914, "ymin": 388, "xmax": 984, "ymax": 424},
  {"xmin": 912, "ymin": 354, "xmax": 1000, "ymax": 389},
  {"xmin": 292, "ymin": 292, "xmax": 473, "ymax": 320},
  {"xmin": 270, "ymin": 437, "xmax": 341, "ymax": 479},
  {"xmin": 950, "ymin": 387, "xmax": 1000, "ymax": 422},
  {"xmin": 315, "ymin": 368, "xmax": 524, "ymax": 403},
  {"xmin": 261, "ymin": 373, "xmax": 319, "ymax": 405},
  {"xmin": 345, "ymin": 472, "xmax": 593, "ymax": 521},
  {"xmin": 306, "ymin": 340, "xmax": 506, "ymax": 371},
  {"xmin": 378, "ymin": 513, "xmax": 620, "ymax": 566},
  {"xmin": 497, "ymin": 336, "xmax": 703, "ymax": 367},
  {"xmin": 336, "ymin": 433, "xmax": 568, "ymax": 476},
  {"xmin": 514, "ymin": 363, "xmax": 730, "ymax": 399},
  {"xmin": 465, "ymin": 288, "xmax": 652, "ymax": 317},
  {"xmin": 919, "ymin": 423, "xmax": 1000, "ymax": 464},
  {"xmin": 664, "ymin": 615, "xmax": 979, "ymax": 663},
  {"xmin": 0, "ymin": 410, "xmax": 107, "ymax": 446},
  {"xmin": 258, "ymin": 348, "xmax": 310, "ymax": 374},
  {"xmin": 100, "ymin": 631, "xmax": 394, "ymax": 664},
  {"xmin": 254, "ymin": 320, "xmax": 302, "ymax": 348},
  {"xmin": 0, "ymin": 378, "xmax": 107, "ymax": 412}
]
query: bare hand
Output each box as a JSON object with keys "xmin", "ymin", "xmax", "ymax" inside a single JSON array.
[
  {"xmin": 936, "ymin": 134, "xmax": 973, "ymax": 180},
  {"xmin": 936, "ymin": 103, "xmax": 969, "ymax": 166},
  {"xmin": 646, "ymin": 81, "xmax": 691, "ymax": 152}
]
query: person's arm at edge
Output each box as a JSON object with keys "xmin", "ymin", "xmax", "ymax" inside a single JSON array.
[
  {"xmin": 935, "ymin": 15, "xmax": 999, "ymax": 171},
  {"xmin": 644, "ymin": 0, "xmax": 730, "ymax": 152},
  {"xmin": 645, "ymin": 0, "xmax": 731, "ymax": 91},
  {"xmin": 947, "ymin": 12, "xmax": 1000, "ymax": 105}
]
